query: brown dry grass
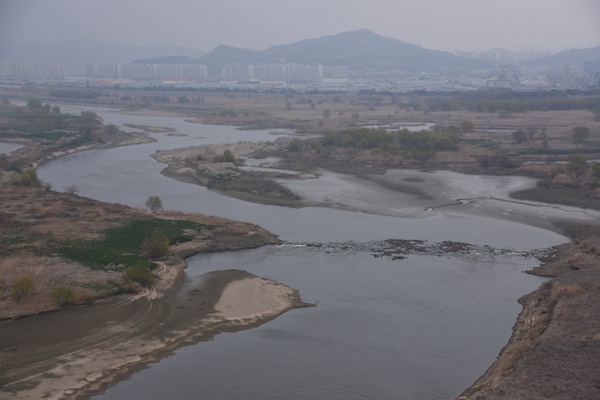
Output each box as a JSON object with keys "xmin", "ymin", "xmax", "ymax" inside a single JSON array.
[
  {"xmin": 0, "ymin": 168, "xmax": 279, "ymax": 319},
  {"xmin": 0, "ymin": 253, "xmax": 124, "ymax": 319},
  {"xmin": 461, "ymin": 236, "xmax": 600, "ymax": 400}
]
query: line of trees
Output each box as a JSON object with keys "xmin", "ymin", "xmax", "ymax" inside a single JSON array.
[
  {"xmin": 426, "ymin": 93, "xmax": 600, "ymax": 114},
  {"xmin": 317, "ymin": 125, "xmax": 462, "ymax": 160}
]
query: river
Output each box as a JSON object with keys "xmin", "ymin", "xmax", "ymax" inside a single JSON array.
[{"xmin": 37, "ymin": 106, "xmax": 576, "ymax": 399}]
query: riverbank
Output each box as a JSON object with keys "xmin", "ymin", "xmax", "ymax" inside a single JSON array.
[
  {"xmin": 458, "ymin": 234, "xmax": 600, "ymax": 400},
  {"xmin": 0, "ymin": 269, "xmax": 311, "ymax": 400}
]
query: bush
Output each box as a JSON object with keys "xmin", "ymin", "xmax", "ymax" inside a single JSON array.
[
  {"xmin": 223, "ymin": 149, "xmax": 235, "ymax": 162},
  {"xmin": 20, "ymin": 168, "xmax": 40, "ymax": 186},
  {"xmin": 11, "ymin": 276, "xmax": 35, "ymax": 303},
  {"xmin": 27, "ymin": 98, "xmax": 42, "ymax": 109},
  {"xmin": 288, "ymin": 138, "xmax": 302, "ymax": 152},
  {"xmin": 50, "ymin": 285, "xmax": 76, "ymax": 306},
  {"xmin": 592, "ymin": 162, "xmax": 600, "ymax": 178},
  {"xmin": 140, "ymin": 229, "xmax": 170, "ymax": 259},
  {"xmin": 124, "ymin": 265, "xmax": 155, "ymax": 287}
]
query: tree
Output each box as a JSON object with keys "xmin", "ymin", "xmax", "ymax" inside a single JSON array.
[
  {"xmin": 26, "ymin": 98, "xmax": 42, "ymax": 109},
  {"xmin": 591, "ymin": 162, "xmax": 600, "ymax": 179},
  {"xmin": 65, "ymin": 185, "xmax": 79, "ymax": 195},
  {"xmin": 309, "ymin": 140, "xmax": 323, "ymax": 154},
  {"xmin": 526, "ymin": 127, "xmax": 537, "ymax": 140},
  {"xmin": 572, "ymin": 126, "xmax": 590, "ymax": 143},
  {"xmin": 51, "ymin": 105, "xmax": 61, "ymax": 114},
  {"xmin": 511, "ymin": 130, "xmax": 528, "ymax": 144},
  {"xmin": 288, "ymin": 138, "xmax": 302, "ymax": 152},
  {"xmin": 566, "ymin": 155, "xmax": 588, "ymax": 184},
  {"xmin": 351, "ymin": 112, "xmax": 359, "ymax": 121},
  {"xmin": 105, "ymin": 124, "xmax": 119, "ymax": 135},
  {"xmin": 459, "ymin": 121, "xmax": 474, "ymax": 133},
  {"xmin": 323, "ymin": 109, "xmax": 331, "ymax": 118},
  {"xmin": 178, "ymin": 96, "xmax": 190, "ymax": 104},
  {"xmin": 80, "ymin": 111, "xmax": 98, "ymax": 123},
  {"xmin": 145, "ymin": 195, "xmax": 163, "ymax": 211}
]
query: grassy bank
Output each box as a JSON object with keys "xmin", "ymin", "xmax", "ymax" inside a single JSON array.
[{"xmin": 59, "ymin": 218, "xmax": 213, "ymax": 270}]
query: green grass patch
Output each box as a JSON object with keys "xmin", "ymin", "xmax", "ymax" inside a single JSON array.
[
  {"xmin": 59, "ymin": 218, "xmax": 214, "ymax": 270},
  {"xmin": 461, "ymin": 138, "xmax": 497, "ymax": 148},
  {"xmin": 28, "ymin": 131, "xmax": 74, "ymax": 141},
  {"xmin": 1, "ymin": 124, "xmax": 47, "ymax": 134}
]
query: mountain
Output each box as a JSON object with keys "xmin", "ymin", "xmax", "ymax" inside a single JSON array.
[
  {"xmin": 259, "ymin": 29, "xmax": 489, "ymax": 70},
  {"xmin": 0, "ymin": 40, "xmax": 205, "ymax": 66},
  {"xmin": 527, "ymin": 45, "xmax": 600, "ymax": 68},
  {"xmin": 135, "ymin": 29, "xmax": 492, "ymax": 74}
]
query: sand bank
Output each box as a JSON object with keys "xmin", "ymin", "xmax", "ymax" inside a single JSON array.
[{"xmin": 0, "ymin": 270, "xmax": 310, "ymax": 400}]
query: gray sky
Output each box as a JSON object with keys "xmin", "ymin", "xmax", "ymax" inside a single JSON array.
[{"xmin": 1, "ymin": 0, "xmax": 599, "ymax": 53}]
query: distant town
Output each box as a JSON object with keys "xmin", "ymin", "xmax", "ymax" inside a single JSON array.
[
  {"xmin": 1, "ymin": 58, "xmax": 599, "ymax": 94},
  {"xmin": 1, "ymin": 29, "xmax": 599, "ymax": 94}
]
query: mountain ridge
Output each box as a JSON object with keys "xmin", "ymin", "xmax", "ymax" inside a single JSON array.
[
  {"xmin": 527, "ymin": 45, "xmax": 600, "ymax": 68},
  {"xmin": 135, "ymin": 29, "xmax": 493, "ymax": 74}
]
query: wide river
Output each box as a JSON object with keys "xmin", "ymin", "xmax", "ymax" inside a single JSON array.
[{"xmin": 37, "ymin": 106, "xmax": 583, "ymax": 399}]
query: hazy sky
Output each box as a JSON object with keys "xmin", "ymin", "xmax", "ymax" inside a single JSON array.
[{"xmin": 1, "ymin": 0, "xmax": 599, "ymax": 53}]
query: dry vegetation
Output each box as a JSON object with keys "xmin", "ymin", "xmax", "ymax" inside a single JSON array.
[
  {"xmin": 0, "ymin": 170, "xmax": 279, "ymax": 320},
  {"xmin": 459, "ymin": 235, "xmax": 600, "ymax": 400}
]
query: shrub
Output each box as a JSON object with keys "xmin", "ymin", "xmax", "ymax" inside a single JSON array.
[
  {"xmin": 140, "ymin": 229, "xmax": 170, "ymax": 259},
  {"xmin": 124, "ymin": 265, "xmax": 155, "ymax": 287},
  {"xmin": 51, "ymin": 285, "xmax": 76, "ymax": 306},
  {"xmin": 288, "ymin": 138, "xmax": 302, "ymax": 152},
  {"xmin": 20, "ymin": 168, "xmax": 40, "ymax": 186},
  {"xmin": 65, "ymin": 185, "xmax": 79, "ymax": 195},
  {"xmin": 592, "ymin": 162, "xmax": 600, "ymax": 178},
  {"xmin": 223, "ymin": 149, "xmax": 235, "ymax": 162},
  {"xmin": 11, "ymin": 276, "xmax": 35, "ymax": 303},
  {"xmin": 460, "ymin": 121, "xmax": 474, "ymax": 132}
]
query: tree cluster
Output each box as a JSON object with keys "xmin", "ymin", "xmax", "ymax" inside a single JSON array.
[
  {"xmin": 319, "ymin": 126, "xmax": 460, "ymax": 160},
  {"xmin": 425, "ymin": 92, "xmax": 600, "ymax": 114}
]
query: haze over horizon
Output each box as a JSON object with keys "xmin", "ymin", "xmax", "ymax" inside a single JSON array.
[{"xmin": 1, "ymin": 0, "xmax": 599, "ymax": 55}]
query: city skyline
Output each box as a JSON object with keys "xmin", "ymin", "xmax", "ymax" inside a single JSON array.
[{"xmin": 1, "ymin": 0, "xmax": 599, "ymax": 55}]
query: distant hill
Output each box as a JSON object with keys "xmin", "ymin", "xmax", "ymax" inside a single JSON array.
[
  {"xmin": 135, "ymin": 29, "xmax": 492, "ymax": 74},
  {"xmin": 0, "ymin": 40, "xmax": 204, "ymax": 66},
  {"xmin": 528, "ymin": 45, "xmax": 600, "ymax": 68}
]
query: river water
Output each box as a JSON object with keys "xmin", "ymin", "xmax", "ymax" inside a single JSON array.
[
  {"xmin": 0, "ymin": 141, "xmax": 23, "ymax": 154},
  {"xmin": 36, "ymin": 106, "xmax": 575, "ymax": 399}
]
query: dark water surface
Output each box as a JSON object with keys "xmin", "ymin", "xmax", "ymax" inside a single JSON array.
[{"xmin": 36, "ymin": 107, "xmax": 568, "ymax": 399}]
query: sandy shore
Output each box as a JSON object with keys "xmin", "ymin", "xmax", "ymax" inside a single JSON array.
[{"xmin": 0, "ymin": 270, "xmax": 310, "ymax": 400}]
